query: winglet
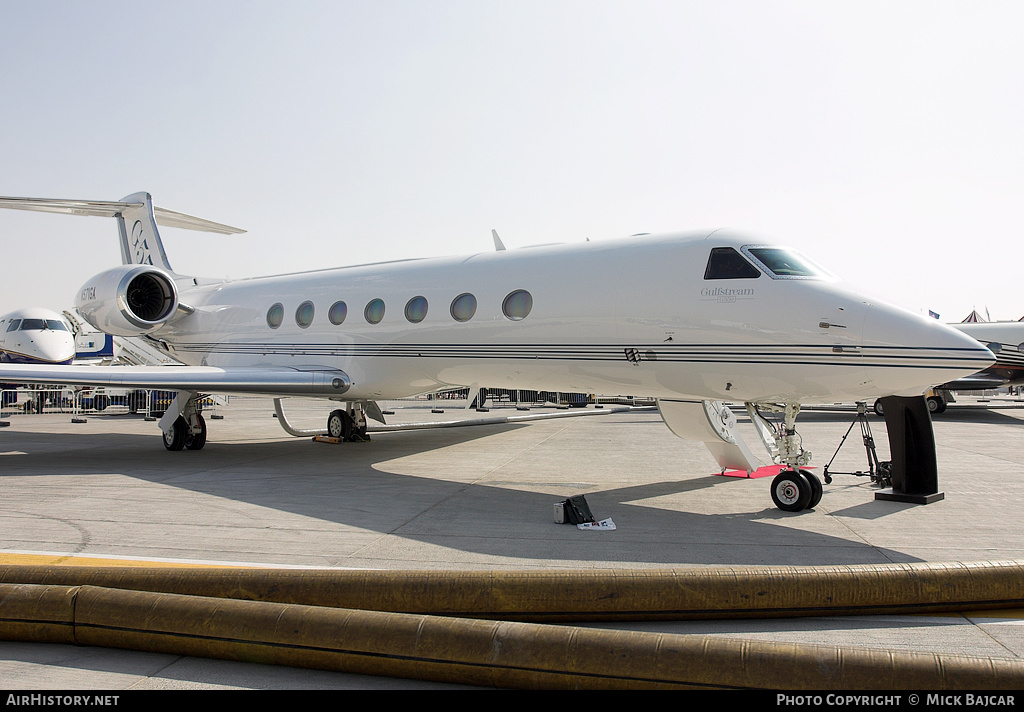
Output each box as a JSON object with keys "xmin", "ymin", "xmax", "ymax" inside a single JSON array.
[{"xmin": 492, "ymin": 229, "xmax": 506, "ymax": 251}]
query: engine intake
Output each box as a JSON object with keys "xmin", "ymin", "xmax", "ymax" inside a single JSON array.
[{"xmin": 76, "ymin": 265, "xmax": 180, "ymax": 336}]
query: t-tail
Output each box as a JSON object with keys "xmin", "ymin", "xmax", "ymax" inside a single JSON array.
[
  {"xmin": 116, "ymin": 192, "xmax": 174, "ymax": 269},
  {"xmin": 0, "ymin": 191, "xmax": 245, "ymax": 272},
  {"xmin": 0, "ymin": 191, "xmax": 244, "ymax": 337}
]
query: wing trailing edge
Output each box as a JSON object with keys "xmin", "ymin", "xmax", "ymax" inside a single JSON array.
[{"xmin": 0, "ymin": 364, "xmax": 351, "ymax": 398}]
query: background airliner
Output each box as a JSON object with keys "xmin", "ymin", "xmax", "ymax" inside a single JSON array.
[
  {"xmin": 950, "ymin": 321, "xmax": 1024, "ymax": 391},
  {"xmin": 0, "ymin": 307, "xmax": 76, "ymax": 415},
  {"xmin": 0, "ymin": 192, "xmax": 993, "ymax": 511},
  {"xmin": 0, "ymin": 308, "xmax": 75, "ymax": 366},
  {"xmin": 873, "ymin": 320, "xmax": 1024, "ymax": 416}
]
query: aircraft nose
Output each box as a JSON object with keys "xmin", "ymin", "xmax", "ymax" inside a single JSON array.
[
  {"xmin": 861, "ymin": 302, "xmax": 994, "ymax": 396},
  {"xmin": 34, "ymin": 331, "xmax": 76, "ymax": 365}
]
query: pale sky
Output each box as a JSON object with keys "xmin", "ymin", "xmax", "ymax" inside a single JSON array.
[{"xmin": 1, "ymin": 1, "xmax": 1021, "ymax": 322}]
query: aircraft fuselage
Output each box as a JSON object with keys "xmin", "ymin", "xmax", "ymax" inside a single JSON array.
[{"xmin": 147, "ymin": 230, "xmax": 990, "ymax": 405}]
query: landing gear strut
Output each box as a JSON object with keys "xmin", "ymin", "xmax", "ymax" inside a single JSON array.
[
  {"xmin": 749, "ymin": 403, "xmax": 821, "ymax": 512},
  {"xmin": 162, "ymin": 392, "xmax": 208, "ymax": 451},
  {"xmin": 327, "ymin": 404, "xmax": 370, "ymax": 442}
]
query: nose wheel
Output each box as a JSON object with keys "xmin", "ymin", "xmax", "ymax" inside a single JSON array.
[{"xmin": 770, "ymin": 468, "xmax": 822, "ymax": 512}]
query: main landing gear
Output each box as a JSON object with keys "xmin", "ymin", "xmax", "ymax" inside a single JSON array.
[
  {"xmin": 326, "ymin": 404, "xmax": 370, "ymax": 442},
  {"xmin": 162, "ymin": 393, "xmax": 208, "ymax": 451},
  {"xmin": 163, "ymin": 413, "xmax": 207, "ymax": 450}
]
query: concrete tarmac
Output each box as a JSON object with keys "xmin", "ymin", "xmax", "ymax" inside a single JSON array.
[{"xmin": 1, "ymin": 395, "xmax": 1023, "ymax": 689}]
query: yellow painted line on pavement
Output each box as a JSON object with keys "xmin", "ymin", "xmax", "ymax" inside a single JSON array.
[{"xmin": 0, "ymin": 551, "xmax": 243, "ymax": 568}]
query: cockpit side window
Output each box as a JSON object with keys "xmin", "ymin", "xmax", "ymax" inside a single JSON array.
[
  {"xmin": 744, "ymin": 247, "xmax": 826, "ymax": 279},
  {"xmin": 704, "ymin": 247, "xmax": 761, "ymax": 280},
  {"xmin": 6, "ymin": 319, "xmax": 21, "ymax": 332}
]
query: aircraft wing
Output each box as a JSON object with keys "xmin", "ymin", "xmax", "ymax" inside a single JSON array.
[{"xmin": 0, "ymin": 364, "xmax": 351, "ymax": 398}]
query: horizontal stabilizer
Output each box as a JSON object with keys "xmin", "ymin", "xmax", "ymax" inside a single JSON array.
[
  {"xmin": 152, "ymin": 206, "xmax": 246, "ymax": 235},
  {"xmin": 0, "ymin": 196, "xmax": 246, "ymax": 235}
]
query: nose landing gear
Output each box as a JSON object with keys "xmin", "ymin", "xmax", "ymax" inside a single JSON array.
[
  {"xmin": 770, "ymin": 468, "xmax": 823, "ymax": 512},
  {"xmin": 748, "ymin": 403, "xmax": 822, "ymax": 512}
]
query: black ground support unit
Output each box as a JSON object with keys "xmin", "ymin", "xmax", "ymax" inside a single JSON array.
[{"xmin": 875, "ymin": 395, "xmax": 944, "ymax": 504}]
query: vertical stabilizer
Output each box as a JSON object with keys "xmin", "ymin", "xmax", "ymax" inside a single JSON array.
[{"xmin": 117, "ymin": 192, "xmax": 173, "ymax": 270}]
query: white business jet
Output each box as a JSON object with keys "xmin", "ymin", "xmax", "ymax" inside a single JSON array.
[
  {"xmin": 0, "ymin": 308, "xmax": 75, "ymax": 365},
  {"xmin": 0, "ymin": 192, "xmax": 993, "ymax": 511}
]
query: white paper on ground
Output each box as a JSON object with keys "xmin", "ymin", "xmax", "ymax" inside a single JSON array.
[{"xmin": 577, "ymin": 518, "xmax": 616, "ymax": 531}]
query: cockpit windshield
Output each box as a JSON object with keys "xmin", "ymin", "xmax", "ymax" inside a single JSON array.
[
  {"xmin": 16, "ymin": 319, "xmax": 68, "ymax": 331},
  {"xmin": 704, "ymin": 247, "xmax": 761, "ymax": 280},
  {"xmin": 743, "ymin": 247, "xmax": 829, "ymax": 279}
]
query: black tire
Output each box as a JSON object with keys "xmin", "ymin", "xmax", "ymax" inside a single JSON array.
[
  {"xmin": 873, "ymin": 399, "xmax": 884, "ymax": 417},
  {"xmin": 800, "ymin": 469, "xmax": 823, "ymax": 509},
  {"xmin": 877, "ymin": 461, "xmax": 893, "ymax": 488},
  {"xmin": 163, "ymin": 416, "xmax": 187, "ymax": 451},
  {"xmin": 927, "ymin": 396, "xmax": 947, "ymax": 414},
  {"xmin": 185, "ymin": 414, "xmax": 207, "ymax": 450},
  {"xmin": 771, "ymin": 470, "xmax": 812, "ymax": 512},
  {"xmin": 327, "ymin": 409, "xmax": 347, "ymax": 439}
]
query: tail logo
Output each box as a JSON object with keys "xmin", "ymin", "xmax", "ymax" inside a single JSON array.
[{"xmin": 130, "ymin": 220, "xmax": 154, "ymax": 265}]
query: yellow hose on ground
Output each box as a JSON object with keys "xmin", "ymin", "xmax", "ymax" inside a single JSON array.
[
  {"xmin": 0, "ymin": 583, "xmax": 77, "ymax": 644},
  {"xmin": 3, "ymin": 562, "xmax": 1024, "ymax": 688},
  {"xmin": 1, "ymin": 583, "xmax": 1021, "ymax": 690},
  {"xmin": 0, "ymin": 560, "xmax": 1022, "ymax": 621}
]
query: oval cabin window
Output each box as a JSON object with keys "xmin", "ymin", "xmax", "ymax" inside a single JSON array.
[
  {"xmin": 450, "ymin": 293, "xmax": 477, "ymax": 322},
  {"xmin": 295, "ymin": 301, "xmax": 315, "ymax": 328},
  {"xmin": 502, "ymin": 290, "xmax": 533, "ymax": 321},
  {"xmin": 405, "ymin": 296, "xmax": 428, "ymax": 323},
  {"xmin": 329, "ymin": 301, "xmax": 348, "ymax": 325},
  {"xmin": 267, "ymin": 303, "xmax": 284, "ymax": 329},
  {"xmin": 364, "ymin": 298, "xmax": 386, "ymax": 324}
]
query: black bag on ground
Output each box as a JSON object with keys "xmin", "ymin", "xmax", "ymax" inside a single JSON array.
[{"xmin": 563, "ymin": 495, "xmax": 596, "ymax": 524}]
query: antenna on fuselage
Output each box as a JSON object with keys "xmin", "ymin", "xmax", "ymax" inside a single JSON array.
[{"xmin": 492, "ymin": 229, "xmax": 506, "ymax": 251}]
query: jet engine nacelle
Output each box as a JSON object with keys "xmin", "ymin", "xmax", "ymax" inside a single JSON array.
[{"xmin": 75, "ymin": 265, "xmax": 180, "ymax": 337}]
